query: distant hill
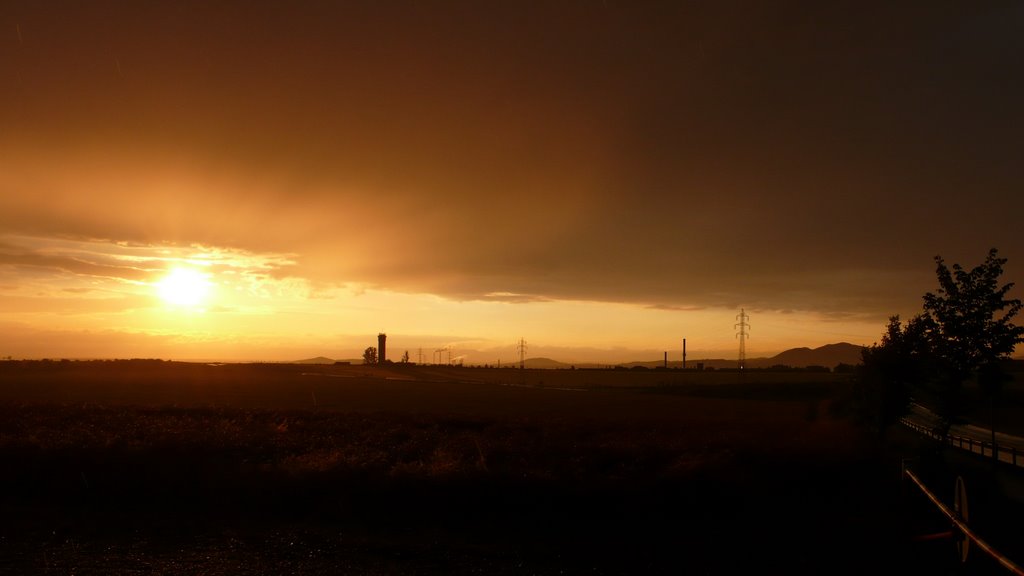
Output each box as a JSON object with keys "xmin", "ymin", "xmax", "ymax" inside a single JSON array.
[
  {"xmin": 758, "ymin": 342, "xmax": 864, "ymax": 369},
  {"xmin": 523, "ymin": 357, "xmax": 572, "ymax": 369},
  {"xmin": 291, "ymin": 356, "xmax": 338, "ymax": 364}
]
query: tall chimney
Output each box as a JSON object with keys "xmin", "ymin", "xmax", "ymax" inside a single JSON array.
[
  {"xmin": 378, "ymin": 333, "xmax": 386, "ymax": 364},
  {"xmin": 683, "ymin": 338, "xmax": 687, "ymax": 370}
]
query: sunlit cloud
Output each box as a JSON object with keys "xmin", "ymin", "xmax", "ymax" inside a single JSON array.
[
  {"xmin": 0, "ymin": 234, "xmax": 307, "ymax": 319},
  {"xmin": 646, "ymin": 304, "xmax": 706, "ymax": 312},
  {"xmin": 480, "ymin": 291, "xmax": 551, "ymax": 304},
  {"xmin": 0, "ymin": 231, "xmax": 970, "ymax": 362}
]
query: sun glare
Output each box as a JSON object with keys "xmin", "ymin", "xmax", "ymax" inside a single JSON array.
[{"xmin": 157, "ymin": 267, "xmax": 213, "ymax": 308}]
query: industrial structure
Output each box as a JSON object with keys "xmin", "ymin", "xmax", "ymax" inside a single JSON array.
[
  {"xmin": 377, "ymin": 333, "xmax": 386, "ymax": 364},
  {"xmin": 735, "ymin": 309, "xmax": 750, "ymax": 370},
  {"xmin": 434, "ymin": 346, "xmax": 452, "ymax": 365}
]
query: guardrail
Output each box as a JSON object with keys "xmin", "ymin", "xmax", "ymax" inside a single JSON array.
[{"xmin": 900, "ymin": 418, "xmax": 1023, "ymax": 468}]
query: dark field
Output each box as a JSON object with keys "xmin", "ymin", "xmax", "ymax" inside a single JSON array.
[{"xmin": 1, "ymin": 361, "xmax": 1022, "ymax": 574}]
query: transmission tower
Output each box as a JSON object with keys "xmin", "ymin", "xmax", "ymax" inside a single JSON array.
[
  {"xmin": 735, "ymin": 309, "xmax": 750, "ymax": 370},
  {"xmin": 517, "ymin": 337, "xmax": 527, "ymax": 370}
]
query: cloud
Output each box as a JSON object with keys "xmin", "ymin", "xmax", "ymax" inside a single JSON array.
[
  {"xmin": 0, "ymin": 247, "xmax": 152, "ymax": 283},
  {"xmin": 478, "ymin": 292, "xmax": 551, "ymax": 304},
  {"xmin": 646, "ymin": 304, "xmax": 707, "ymax": 312},
  {"xmin": 0, "ymin": 1, "xmax": 1021, "ymax": 325}
]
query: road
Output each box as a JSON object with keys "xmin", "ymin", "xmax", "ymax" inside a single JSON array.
[{"xmin": 904, "ymin": 402, "xmax": 1024, "ymax": 468}]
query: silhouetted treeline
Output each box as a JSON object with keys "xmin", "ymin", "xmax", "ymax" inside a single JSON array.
[{"xmin": 855, "ymin": 248, "xmax": 1024, "ymax": 439}]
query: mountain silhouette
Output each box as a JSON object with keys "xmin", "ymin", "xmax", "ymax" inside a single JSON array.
[
  {"xmin": 761, "ymin": 342, "xmax": 864, "ymax": 368},
  {"xmin": 292, "ymin": 356, "xmax": 337, "ymax": 364}
]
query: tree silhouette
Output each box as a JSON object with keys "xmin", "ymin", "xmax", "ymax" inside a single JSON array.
[
  {"xmin": 921, "ymin": 248, "xmax": 1023, "ymax": 438},
  {"xmin": 363, "ymin": 346, "xmax": 377, "ymax": 365},
  {"xmin": 857, "ymin": 248, "xmax": 1022, "ymax": 439},
  {"xmin": 923, "ymin": 248, "xmax": 1023, "ymax": 379},
  {"xmin": 856, "ymin": 314, "xmax": 932, "ymax": 438}
]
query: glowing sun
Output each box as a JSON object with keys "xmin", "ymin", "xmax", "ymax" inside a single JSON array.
[{"xmin": 157, "ymin": 267, "xmax": 213, "ymax": 308}]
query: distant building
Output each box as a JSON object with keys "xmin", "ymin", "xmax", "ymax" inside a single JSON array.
[{"xmin": 378, "ymin": 333, "xmax": 387, "ymax": 364}]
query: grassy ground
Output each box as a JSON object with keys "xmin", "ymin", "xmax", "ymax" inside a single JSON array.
[{"xmin": 0, "ymin": 360, "xmax": 1020, "ymax": 574}]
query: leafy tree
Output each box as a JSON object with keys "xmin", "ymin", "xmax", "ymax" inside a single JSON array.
[
  {"xmin": 856, "ymin": 314, "xmax": 932, "ymax": 438},
  {"xmin": 362, "ymin": 346, "xmax": 377, "ymax": 365},
  {"xmin": 401, "ymin": 350, "xmax": 410, "ymax": 364},
  {"xmin": 921, "ymin": 248, "xmax": 1024, "ymax": 434},
  {"xmin": 923, "ymin": 248, "xmax": 1023, "ymax": 378},
  {"xmin": 856, "ymin": 249, "xmax": 1022, "ymax": 441}
]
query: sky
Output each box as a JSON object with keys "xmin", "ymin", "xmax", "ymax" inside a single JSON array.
[{"xmin": 1, "ymin": 1, "xmax": 1023, "ymax": 364}]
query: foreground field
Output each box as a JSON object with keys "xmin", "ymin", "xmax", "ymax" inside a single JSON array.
[{"xmin": 0, "ymin": 361, "xmax": 1021, "ymax": 574}]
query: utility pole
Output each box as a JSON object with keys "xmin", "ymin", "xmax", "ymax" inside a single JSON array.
[{"xmin": 735, "ymin": 309, "xmax": 750, "ymax": 370}]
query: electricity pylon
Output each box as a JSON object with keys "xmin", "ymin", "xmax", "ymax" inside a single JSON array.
[{"xmin": 735, "ymin": 309, "xmax": 750, "ymax": 370}]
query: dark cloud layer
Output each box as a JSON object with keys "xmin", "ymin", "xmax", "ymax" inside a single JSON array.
[{"xmin": 2, "ymin": 1, "xmax": 1022, "ymax": 319}]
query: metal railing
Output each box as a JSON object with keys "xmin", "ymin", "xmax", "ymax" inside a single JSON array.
[
  {"xmin": 900, "ymin": 418, "xmax": 1023, "ymax": 468},
  {"xmin": 903, "ymin": 464, "xmax": 1024, "ymax": 575}
]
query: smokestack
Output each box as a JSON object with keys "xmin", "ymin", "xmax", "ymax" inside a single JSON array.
[
  {"xmin": 664, "ymin": 351, "xmax": 667, "ymax": 368},
  {"xmin": 378, "ymin": 333, "xmax": 386, "ymax": 364},
  {"xmin": 683, "ymin": 338, "xmax": 687, "ymax": 370}
]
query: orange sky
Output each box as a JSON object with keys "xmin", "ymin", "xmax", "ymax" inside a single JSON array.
[{"xmin": 1, "ymin": 2, "xmax": 1022, "ymax": 363}]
